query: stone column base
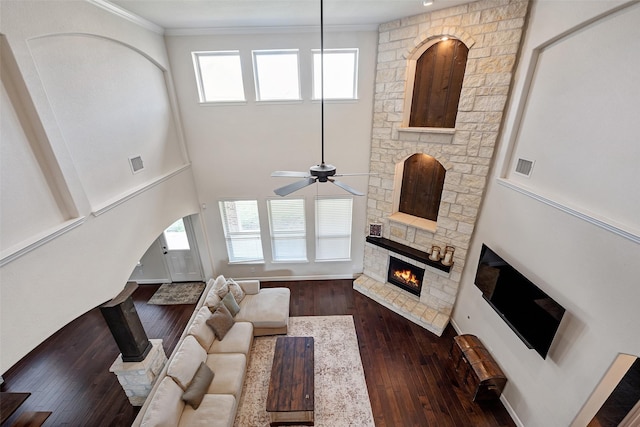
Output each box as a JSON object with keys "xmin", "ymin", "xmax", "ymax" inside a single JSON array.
[{"xmin": 109, "ymin": 339, "xmax": 167, "ymax": 406}]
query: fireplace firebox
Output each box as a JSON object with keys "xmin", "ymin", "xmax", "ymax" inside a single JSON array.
[{"xmin": 387, "ymin": 256, "xmax": 424, "ymax": 297}]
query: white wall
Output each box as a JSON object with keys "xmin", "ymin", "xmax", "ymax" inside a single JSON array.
[
  {"xmin": 452, "ymin": 1, "xmax": 640, "ymax": 426},
  {"xmin": 165, "ymin": 29, "xmax": 377, "ymax": 280},
  {"xmin": 0, "ymin": 1, "xmax": 201, "ymax": 372},
  {"xmin": 1, "ymin": 70, "xmax": 69, "ymax": 248}
]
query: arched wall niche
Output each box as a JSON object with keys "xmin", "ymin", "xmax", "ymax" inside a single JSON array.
[
  {"xmin": 390, "ymin": 152, "xmax": 451, "ymax": 232},
  {"xmin": 401, "ymin": 28, "xmax": 476, "ymax": 129},
  {"xmin": 27, "ymin": 33, "xmax": 187, "ymax": 211}
]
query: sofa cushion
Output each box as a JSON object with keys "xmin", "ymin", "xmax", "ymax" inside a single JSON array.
[
  {"xmin": 140, "ymin": 377, "xmax": 185, "ymax": 427},
  {"xmin": 182, "ymin": 362, "xmax": 214, "ymax": 409},
  {"xmin": 205, "ymin": 353, "xmax": 246, "ymax": 398},
  {"xmin": 236, "ymin": 287, "xmax": 290, "ymax": 329},
  {"xmin": 226, "ymin": 279, "xmax": 245, "ymax": 303},
  {"xmin": 237, "ymin": 279, "xmax": 260, "ymax": 295},
  {"xmin": 208, "ymin": 322, "xmax": 253, "ymax": 355},
  {"xmin": 212, "ymin": 275, "xmax": 229, "ymax": 298},
  {"xmin": 221, "ymin": 292, "xmax": 240, "ymax": 317},
  {"xmin": 206, "ymin": 304, "xmax": 235, "ymax": 340},
  {"xmin": 167, "ymin": 335, "xmax": 207, "ymax": 390},
  {"xmin": 178, "ymin": 394, "xmax": 236, "ymax": 427},
  {"xmin": 186, "ymin": 306, "xmax": 216, "ymax": 350}
]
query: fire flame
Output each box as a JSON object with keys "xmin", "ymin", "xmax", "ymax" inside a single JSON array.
[{"xmin": 393, "ymin": 269, "xmax": 420, "ymax": 287}]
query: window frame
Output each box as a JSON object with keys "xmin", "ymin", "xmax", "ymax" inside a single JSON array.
[
  {"xmin": 218, "ymin": 200, "xmax": 264, "ymax": 263},
  {"xmin": 192, "ymin": 50, "xmax": 246, "ymax": 104},
  {"xmin": 312, "ymin": 48, "xmax": 359, "ymax": 100},
  {"xmin": 252, "ymin": 49, "xmax": 302, "ymax": 102},
  {"xmin": 267, "ymin": 198, "xmax": 308, "ymax": 263}
]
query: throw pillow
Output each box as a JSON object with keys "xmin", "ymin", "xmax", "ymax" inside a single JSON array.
[
  {"xmin": 204, "ymin": 290, "xmax": 221, "ymax": 311},
  {"xmin": 221, "ymin": 292, "xmax": 240, "ymax": 317},
  {"xmin": 182, "ymin": 362, "xmax": 214, "ymax": 410},
  {"xmin": 212, "ymin": 275, "xmax": 229, "ymax": 298},
  {"xmin": 226, "ymin": 279, "xmax": 245, "ymax": 303},
  {"xmin": 206, "ymin": 304, "xmax": 234, "ymax": 340}
]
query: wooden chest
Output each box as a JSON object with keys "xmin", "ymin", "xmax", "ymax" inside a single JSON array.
[{"xmin": 450, "ymin": 334, "xmax": 507, "ymax": 402}]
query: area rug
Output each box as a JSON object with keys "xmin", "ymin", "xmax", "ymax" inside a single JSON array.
[
  {"xmin": 234, "ymin": 315, "xmax": 375, "ymax": 427},
  {"xmin": 146, "ymin": 282, "xmax": 205, "ymax": 305}
]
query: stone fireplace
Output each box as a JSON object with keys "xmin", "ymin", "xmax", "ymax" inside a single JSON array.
[
  {"xmin": 354, "ymin": 0, "xmax": 529, "ymax": 336},
  {"xmin": 388, "ymin": 256, "xmax": 424, "ymax": 296}
]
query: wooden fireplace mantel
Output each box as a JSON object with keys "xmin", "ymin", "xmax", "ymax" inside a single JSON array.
[{"xmin": 365, "ymin": 236, "xmax": 452, "ymax": 273}]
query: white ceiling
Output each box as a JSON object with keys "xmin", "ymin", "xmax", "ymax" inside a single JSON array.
[{"xmin": 106, "ymin": 0, "xmax": 469, "ymax": 31}]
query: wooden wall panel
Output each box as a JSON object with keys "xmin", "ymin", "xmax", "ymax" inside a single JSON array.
[
  {"xmin": 410, "ymin": 39, "xmax": 468, "ymax": 128},
  {"xmin": 399, "ymin": 154, "xmax": 446, "ymax": 221}
]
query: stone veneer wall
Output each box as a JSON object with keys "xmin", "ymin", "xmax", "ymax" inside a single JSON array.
[{"xmin": 358, "ymin": 0, "xmax": 529, "ymax": 335}]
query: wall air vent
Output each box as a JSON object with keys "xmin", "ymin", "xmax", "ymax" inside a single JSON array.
[
  {"xmin": 129, "ymin": 155, "xmax": 144, "ymax": 174},
  {"xmin": 515, "ymin": 158, "xmax": 534, "ymax": 177}
]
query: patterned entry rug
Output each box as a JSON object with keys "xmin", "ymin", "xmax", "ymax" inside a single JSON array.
[
  {"xmin": 146, "ymin": 282, "xmax": 205, "ymax": 305},
  {"xmin": 234, "ymin": 315, "xmax": 375, "ymax": 427}
]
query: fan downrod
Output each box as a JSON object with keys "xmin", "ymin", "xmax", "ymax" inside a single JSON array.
[{"xmin": 310, "ymin": 163, "xmax": 336, "ymax": 182}]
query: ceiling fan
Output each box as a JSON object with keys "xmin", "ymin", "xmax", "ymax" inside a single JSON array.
[{"xmin": 271, "ymin": 0, "xmax": 370, "ymax": 197}]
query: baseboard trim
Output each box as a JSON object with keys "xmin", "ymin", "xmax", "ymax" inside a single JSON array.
[
  {"xmin": 449, "ymin": 318, "xmax": 524, "ymax": 427},
  {"xmin": 131, "ymin": 279, "xmax": 171, "ymax": 285},
  {"xmin": 500, "ymin": 395, "xmax": 524, "ymax": 427},
  {"xmin": 233, "ymin": 274, "xmax": 359, "ymax": 282}
]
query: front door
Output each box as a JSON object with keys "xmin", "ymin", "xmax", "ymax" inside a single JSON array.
[{"xmin": 159, "ymin": 217, "xmax": 204, "ymax": 282}]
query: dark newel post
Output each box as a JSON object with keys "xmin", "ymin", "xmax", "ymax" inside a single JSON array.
[{"xmin": 100, "ymin": 282, "xmax": 152, "ymax": 362}]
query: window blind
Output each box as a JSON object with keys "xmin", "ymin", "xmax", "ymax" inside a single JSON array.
[
  {"xmin": 268, "ymin": 198, "xmax": 307, "ymax": 262},
  {"xmin": 219, "ymin": 200, "xmax": 263, "ymax": 262},
  {"xmin": 315, "ymin": 197, "xmax": 353, "ymax": 261}
]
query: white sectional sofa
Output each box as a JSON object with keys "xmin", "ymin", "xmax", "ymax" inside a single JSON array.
[{"xmin": 132, "ymin": 275, "xmax": 290, "ymax": 427}]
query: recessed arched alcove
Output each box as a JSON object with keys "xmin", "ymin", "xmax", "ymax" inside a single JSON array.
[
  {"xmin": 409, "ymin": 39, "xmax": 469, "ymax": 128},
  {"xmin": 401, "ymin": 33, "xmax": 471, "ymax": 130},
  {"xmin": 391, "ymin": 153, "xmax": 446, "ymax": 231}
]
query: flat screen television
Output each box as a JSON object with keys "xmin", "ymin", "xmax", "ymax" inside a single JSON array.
[{"xmin": 474, "ymin": 244, "xmax": 566, "ymax": 359}]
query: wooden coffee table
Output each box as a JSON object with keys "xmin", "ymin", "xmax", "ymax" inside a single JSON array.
[{"xmin": 266, "ymin": 336, "xmax": 314, "ymax": 426}]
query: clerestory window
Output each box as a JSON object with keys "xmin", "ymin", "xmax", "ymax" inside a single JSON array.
[
  {"xmin": 192, "ymin": 51, "xmax": 245, "ymax": 103},
  {"xmin": 252, "ymin": 49, "xmax": 301, "ymax": 101},
  {"xmin": 312, "ymin": 48, "xmax": 358, "ymax": 100}
]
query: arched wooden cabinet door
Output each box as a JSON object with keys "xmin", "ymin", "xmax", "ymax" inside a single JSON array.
[{"xmin": 409, "ymin": 39, "xmax": 468, "ymax": 128}]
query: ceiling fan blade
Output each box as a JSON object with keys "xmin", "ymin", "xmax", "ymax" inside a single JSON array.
[
  {"xmin": 333, "ymin": 172, "xmax": 377, "ymax": 177},
  {"xmin": 274, "ymin": 177, "xmax": 317, "ymax": 196},
  {"xmin": 271, "ymin": 171, "xmax": 310, "ymax": 178},
  {"xmin": 329, "ymin": 179, "xmax": 364, "ymax": 196}
]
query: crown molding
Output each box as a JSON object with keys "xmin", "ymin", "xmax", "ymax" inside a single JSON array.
[
  {"xmin": 88, "ymin": 0, "xmax": 165, "ymax": 34},
  {"xmin": 165, "ymin": 24, "xmax": 378, "ymax": 37}
]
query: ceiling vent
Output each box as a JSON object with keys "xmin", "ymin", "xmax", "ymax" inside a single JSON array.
[
  {"xmin": 514, "ymin": 158, "xmax": 534, "ymax": 177},
  {"xmin": 129, "ymin": 155, "xmax": 144, "ymax": 174}
]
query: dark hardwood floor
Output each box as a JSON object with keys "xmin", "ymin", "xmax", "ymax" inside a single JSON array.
[{"xmin": 1, "ymin": 280, "xmax": 515, "ymax": 426}]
